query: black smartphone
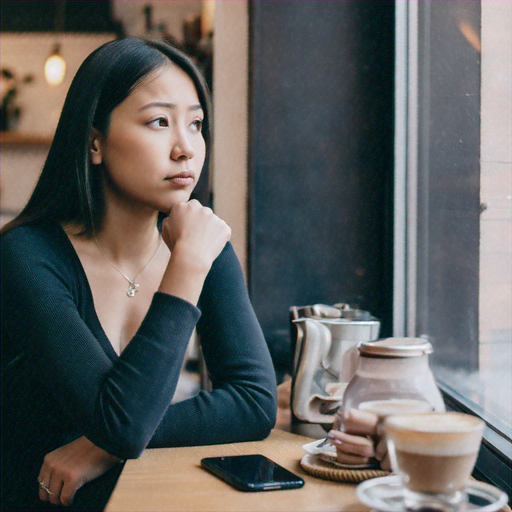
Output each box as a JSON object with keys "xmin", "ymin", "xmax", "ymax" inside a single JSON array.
[{"xmin": 201, "ymin": 454, "xmax": 305, "ymax": 492}]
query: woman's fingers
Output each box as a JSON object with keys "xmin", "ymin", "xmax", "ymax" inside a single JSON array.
[
  {"xmin": 342, "ymin": 408, "xmax": 380, "ymax": 435},
  {"xmin": 335, "ymin": 451, "xmax": 372, "ymax": 465},
  {"xmin": 37, "ymin": 475, "xmax": 62, "ymax": 505},
  {"xmin": 329, "ymin": 408, "xmax": 394, "ymax": 470},
  {"xmin": 37, "ymin": 471, "xmax": 79, "ymax": 507},
  {"xmin": 328, "ymin": 430, "xmax": 376, "ymax": 458},
  {"xmin": 38, "ymin": 464, "xmax": 65, "ymax": 506},
  {"xmin": 37, "ymin": 469, "xmax": 51, "ymax": 502},
  {"xmin": 48, "ymin": 479, "xmax": 64, "ymax": 506},
  {"xmin": 374, "ymin": 437, "xmax": 388, "ymax": 462},
  {"xmin": 37, "ymin": 479, "xmax": 49, "ymax": 502},
  {"xmin": 374, "ymin": 436, "xmax": 392, "ymax": 470},
  {"xmin": 60, "ymin": 473, "xmax": 84, "ymax": 507}
]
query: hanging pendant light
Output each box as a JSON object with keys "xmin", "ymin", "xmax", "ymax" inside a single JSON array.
[
  {"xmin": 44, "ymin": 43, "xmax": 66, "ymax": 86},
  {"xmin": 44, "ymin": 1, "xmax": 67, "ymax": 86}
]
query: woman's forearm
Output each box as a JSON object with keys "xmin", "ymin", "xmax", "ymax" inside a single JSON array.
[
  {"xmin": 158, "ymin": 201, "xmax": 231, "ymax": 305},
  {"xmin": 158, "ymin": 244, "xmax": 211, "ymax": 305},
  {"xmin": 147, "ymin": 243, "xmax": 278, "ymax": 450}
]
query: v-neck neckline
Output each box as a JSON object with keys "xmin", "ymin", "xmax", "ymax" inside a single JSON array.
[{"xmin": 52, "ymin": 221, "xmax": 120, "ymax": 362}]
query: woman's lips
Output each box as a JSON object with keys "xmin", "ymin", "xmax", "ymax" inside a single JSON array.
[{"xmin": 165, "ymin": 171, "xmax": 195, "ymax": 187}]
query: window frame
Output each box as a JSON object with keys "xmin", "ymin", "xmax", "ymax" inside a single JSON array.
[{"xmin": 394, "ymin": 0, "xmax": 511, "ymax": 497}]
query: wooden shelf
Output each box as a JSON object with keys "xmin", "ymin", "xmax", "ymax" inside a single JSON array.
[{"xmin": 0, "ymin": 132, "xmax": 53, "ymax": 146}]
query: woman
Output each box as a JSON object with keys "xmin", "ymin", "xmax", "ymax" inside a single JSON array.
[{"xmin": 1, "ymin": 37, "xmax": 277, "ymax": 510}]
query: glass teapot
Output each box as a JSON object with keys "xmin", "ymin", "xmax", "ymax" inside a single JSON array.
[{"xmin": 333, "ymin": 337, "xmax": 445, "ymax": 429}]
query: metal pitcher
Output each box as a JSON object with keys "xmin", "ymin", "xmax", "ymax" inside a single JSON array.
[{"xmin": 290, "ymin": 304, "xmax": 380, "ymax": 427}]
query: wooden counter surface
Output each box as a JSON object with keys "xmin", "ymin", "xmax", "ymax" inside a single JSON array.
[{"xmin": 105, "ymin": 429, "xmax": 368, "ymax": 512}]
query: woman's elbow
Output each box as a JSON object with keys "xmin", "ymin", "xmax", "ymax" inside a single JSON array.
[
  {"xmin": 114, "ymin": 439, "xmax": 146, "ymax": 460},
  {"xmin": 266, "ymin": 394, "xmax": 278, "ymax": 430},
  {"xmin": 92, "ymin": 424, "xmax": 151, "ymax": 460},
  {"xmin": 253, "ymin": 389, "xmax": 278, "ymax": 439},
  {"xmin": 259, "ymin": 415, "xmax": 276, "ymax": 440}
]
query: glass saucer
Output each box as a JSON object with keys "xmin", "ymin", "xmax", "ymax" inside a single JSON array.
[
  {"xmin": 356, "ymin": 475, "xmax": 509, "ymax": 512},
  {"xmin": 301, "ymin": 438, "xmax": 377, "ymax": 469},
  {"xmin": 302, "ymin": 438, "xmax": 336, "ymax": 456}
]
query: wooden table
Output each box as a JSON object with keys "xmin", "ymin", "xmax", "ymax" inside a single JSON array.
[{"xmin": 105, "ymin": 429, "xmax": 368, "ymax": 511}]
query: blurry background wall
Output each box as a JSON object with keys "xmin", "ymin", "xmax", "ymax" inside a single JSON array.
[
  {"xmin": 247, "ymin": 1, "xmax": 394, "ymax": 375},
  {"xmin": 0, "ymin": 0, "xmax": 211, "ymax": 225}
]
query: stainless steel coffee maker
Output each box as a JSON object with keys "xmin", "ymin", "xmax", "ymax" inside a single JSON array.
[{"xmin": 289, "ymin": 303, "xmax": 380, "ymax": 435}]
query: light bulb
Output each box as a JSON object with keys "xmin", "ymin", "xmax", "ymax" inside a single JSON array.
[{"xmin": 44, "ymin": 46, "xmax": 66, "ymax": 86}]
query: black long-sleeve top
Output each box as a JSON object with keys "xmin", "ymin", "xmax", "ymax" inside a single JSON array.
[{"xmin": 1, "ymin": 221, "xmax": 277, "ymax": 511}]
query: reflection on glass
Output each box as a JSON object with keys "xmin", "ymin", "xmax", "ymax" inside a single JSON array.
[{"xmin": 414, "ymin": 0, "xmax": 511, "ymax": 432}]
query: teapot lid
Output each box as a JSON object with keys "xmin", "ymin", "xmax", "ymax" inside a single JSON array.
[{"xmin": 358, "ymin": 337, "xmax": 433, "ymax": 357}]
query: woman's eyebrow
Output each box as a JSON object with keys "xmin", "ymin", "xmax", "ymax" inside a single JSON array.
[{"xmin": 138, "ymin": 102, "xmax": 203, "ymax": 112}]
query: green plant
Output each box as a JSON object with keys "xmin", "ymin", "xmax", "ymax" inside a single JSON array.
[{"xmin": 1, "ymin": 68, "xmax": 34, "ymax": 131}]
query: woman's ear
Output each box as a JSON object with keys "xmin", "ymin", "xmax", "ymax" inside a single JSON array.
[{"xmin": 89, "ymin": 128, "xmax": 103, "ymax": 165}]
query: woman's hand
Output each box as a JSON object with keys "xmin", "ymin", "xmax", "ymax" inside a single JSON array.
[
  {"xmin": 159, "ymin": 200, "xmax": 232, "ymax": 304},
  {"xmin": 162, "ymin": 200, "xmax": 231, "ymax": 271},
  {"xmin": 37, "ymin": 436, "xmax": 121, "ymax": 507},
  {"xmin": 328, "ymin": 408, "xmax": 391, "ymax": 469}
]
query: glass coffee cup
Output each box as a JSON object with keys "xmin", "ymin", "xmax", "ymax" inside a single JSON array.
[{"xmin": 385, "ymin": 412, "xmax": 485, "ymax": 511}]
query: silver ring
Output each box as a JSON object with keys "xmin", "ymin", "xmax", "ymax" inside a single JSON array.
[{"xmin": 38, "ymin": 480, "xmax": 54, "ymax": 495}]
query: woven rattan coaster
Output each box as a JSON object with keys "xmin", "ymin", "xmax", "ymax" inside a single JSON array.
[{"xmin": 300, "ymin": 454, "xmax": 391, "ymax": 483}]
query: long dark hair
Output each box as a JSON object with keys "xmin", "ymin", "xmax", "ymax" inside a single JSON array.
[{"xmin": 2, "ymin": 37, "xmax": 212, "ymax": 236}]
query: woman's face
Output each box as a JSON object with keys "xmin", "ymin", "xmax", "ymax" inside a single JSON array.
[{"xmin": 92, "ymin": 64, "xmax": 206, "ymax": 213}]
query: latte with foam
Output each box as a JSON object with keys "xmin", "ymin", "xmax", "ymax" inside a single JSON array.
[
  {"xmin": 395, "ymin": 451, "xmax": 477, "ymax": 494},
  {"xmin": 385, "ymin": 412, "xmax": 484, "ymax": 495}
]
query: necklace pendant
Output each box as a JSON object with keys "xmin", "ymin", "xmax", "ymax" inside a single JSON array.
[{"xmin": 127, "ymin": 282, "xmax": 140, "ymax": 297}]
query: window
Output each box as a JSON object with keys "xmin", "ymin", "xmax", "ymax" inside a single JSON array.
[{"xmin": 395, "ymin": 0, "xmax": 511, "ymax": 493}]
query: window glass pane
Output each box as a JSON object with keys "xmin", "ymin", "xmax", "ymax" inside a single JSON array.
[{"xmin": 415, "ymin": 0, "xmax": 511, "ymax": 433}]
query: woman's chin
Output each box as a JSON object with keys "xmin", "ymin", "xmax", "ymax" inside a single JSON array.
[{"xmin": 158, "ymin": 195, "xmax": 194, "ymax": 213}]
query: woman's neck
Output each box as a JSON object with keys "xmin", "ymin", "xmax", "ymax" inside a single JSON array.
[{"xmin": 93, "ymin": 199, "xmax": 162, "ymax": 264}]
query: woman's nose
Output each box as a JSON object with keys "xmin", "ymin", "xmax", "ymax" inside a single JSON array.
[{"xmin": 170, "ymin": 132, "xmax": 195, "ymax": 161}]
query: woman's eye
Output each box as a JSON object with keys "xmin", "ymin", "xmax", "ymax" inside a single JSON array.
[
  {"xmin": 148, "ymin": 117, "xmax": 168, "ymax": 128},
  {"xmin": 191, "ymin": 119, "xmax": 203, "ymax": 132}
]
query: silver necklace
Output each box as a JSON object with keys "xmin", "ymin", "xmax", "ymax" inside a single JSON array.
[{"xmin": 94, "ymin": 235, "xmax": 162, "ymax": 297}]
